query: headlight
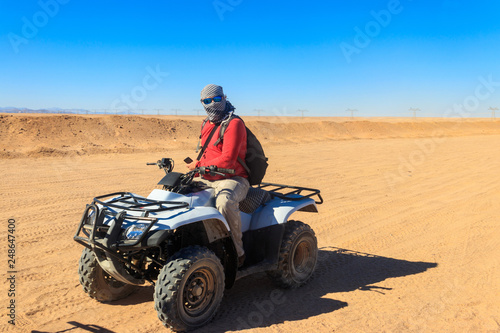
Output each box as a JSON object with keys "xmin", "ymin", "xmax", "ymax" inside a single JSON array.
[{"xmin": 123, "ymin": 223, "xmax": 149, "ymax": 240}]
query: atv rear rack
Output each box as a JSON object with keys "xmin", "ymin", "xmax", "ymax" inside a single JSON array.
[{"xmin": 257, "ymin": 183, "xmax": 323, "ymax": 204}]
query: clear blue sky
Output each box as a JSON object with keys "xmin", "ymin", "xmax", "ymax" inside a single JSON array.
[{"xmin": 1, "ymin": 0, "xmax": 500, "ymax": 117}]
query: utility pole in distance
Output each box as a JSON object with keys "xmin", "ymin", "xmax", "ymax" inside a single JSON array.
[
  {"xmin": 154, "ymin": 109, "xmax": 162, "ymax": 116},
  {"xmin": 488, "ymin": 107, "xmax": 498, "ymax": 119},
  {"xmin": 297, "ymin": 109, "xmax": 308, "ymax": 119},
  {"xmin": 409, "ymin": 107, "xmax": 420, "ymax": 119},
  {"xmin": 346, "ymin": 108, "xmax": 358, "ymax": 119},
  {"xmin": 193, "ymin": 109, "xmax": 203, "ymax": 116},
  {"xmin": 254, "ymin": 109, "xmax": 263, "ymax": 117},
  {"xmin": 171, "ymin": 108, "xmax": 181, "ymax": 116}
]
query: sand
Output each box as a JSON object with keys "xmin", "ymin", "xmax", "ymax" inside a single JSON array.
[{"xmin": 1, "ymin": 114, "xmax": 499, "ymax": 332}]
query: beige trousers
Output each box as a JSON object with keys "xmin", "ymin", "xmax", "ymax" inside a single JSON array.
[{"xmin": 199, "ymin": 176, "xmax": 250, "ymax": 257}]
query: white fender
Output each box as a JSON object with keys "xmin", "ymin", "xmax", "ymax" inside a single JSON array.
[
  {"xmin": 150, "ymin": 206, "xmax": 230, "ymax": 231},
  {"xmin": 249, "ymin": 196, "xmax": 317, "ymax": 230},
  {"xmin": 147, "ymin": 188, "xmax": 191, "ymax": 204},
  {"xmin": 240, "ymin": 212, "xmax": 252, "ymax": 233}
]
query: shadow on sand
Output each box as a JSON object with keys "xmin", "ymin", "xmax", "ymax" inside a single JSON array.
[
  {"xmin": 31, "ymin": 321, "xmax": 117, "ymax": 333},
  {"xmin": 201, "ymin": 246, "xmax": 437, "ymax": 332}
]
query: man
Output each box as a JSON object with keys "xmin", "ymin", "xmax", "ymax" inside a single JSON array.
[{"xmin": 187, "ymin": 84, "xmax": 250, "ymax": 267}]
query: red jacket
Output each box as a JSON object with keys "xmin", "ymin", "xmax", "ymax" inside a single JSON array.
[{"xmin": 196, "ymin": 117, "xmax": 248, "ymax": 181}]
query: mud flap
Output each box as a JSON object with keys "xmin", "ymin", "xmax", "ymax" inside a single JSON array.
[{"xmin": 242, "ymin": 224, "xmax": 284, "ymax": 267}]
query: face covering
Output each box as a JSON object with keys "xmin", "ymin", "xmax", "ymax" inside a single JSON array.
[{"xmin": 200, "ymin": 84, "xmax": 235, "ymax": 124}]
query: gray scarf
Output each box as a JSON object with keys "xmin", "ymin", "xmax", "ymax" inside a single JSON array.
[{"xmin": 200, "ymin": 84, "xmax": 236, "ymax": 124}]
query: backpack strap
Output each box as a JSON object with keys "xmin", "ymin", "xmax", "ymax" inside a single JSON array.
[
  {"xmin": 213, "ymin": 115, "xmax": 240, "ymax": 146},
  {"xmin": 214, "ymin": 115, "xmax": 252, "ymax": 176},
  {"xmin": 238, "ymin": 156, "xmax": 251, "ymax": 175},
  {"xmin": 195, "ymin": 117, "xmax": 210, "ymax": 153},
  {"xmin": 213, "ymin": 116, "xmax": 233, "ymax": 146},
  {"xmin": 196, "ymin": 123, "xmax": 219, "ymax": 161}
]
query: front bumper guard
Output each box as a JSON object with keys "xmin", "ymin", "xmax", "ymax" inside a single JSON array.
[{"xmin": 74, "ymin": 192, "xmax": 188, "ymax": 283}]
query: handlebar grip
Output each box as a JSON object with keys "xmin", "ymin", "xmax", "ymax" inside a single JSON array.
[{"xmin": 217, "ymin": 168, "xmax": 235, "ymax": 174}]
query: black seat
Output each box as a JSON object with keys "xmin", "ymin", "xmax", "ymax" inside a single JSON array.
[{"xmin": 239, "ymin": 187, "xmax": 271, "ymax": 214}]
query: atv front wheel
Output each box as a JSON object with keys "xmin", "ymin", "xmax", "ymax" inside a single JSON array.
[
  {"xmin": 268, "ymin": 220, "xmax": 318, "ymax": 288},
  {"xmin": 154, "ymin": 246, "xmax": 225, "ymax": 332},
  {"xmin": 78, "ymin": 248, "xmax": 136, "ymax": 302}
]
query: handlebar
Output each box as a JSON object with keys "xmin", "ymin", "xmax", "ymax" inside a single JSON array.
[
  {"xmin": 147, "ymin": 157, "xmax": 234, "ymax": 178},
  {"xmin": 191, "ymin": 165, "xmax": 234, "ymax": 177},
  {"xmin": 175, "ymin": 165, "xmax": 235, "ymax": 190},
  {"xmin": 147, "ymin": 158, "xmax": 237, "ymax": 193},
  {"xmin": 147, "ymin": 158, "xmax": 174, "ymax": 174},
  {"xmin": 216, "ymin": 168, "xmax": 235, "ymax": 174}
]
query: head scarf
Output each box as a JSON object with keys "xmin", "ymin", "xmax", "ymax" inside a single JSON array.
[{"xmin": 200, "ymin": 84, "xmax": 235, "ymax": 124}]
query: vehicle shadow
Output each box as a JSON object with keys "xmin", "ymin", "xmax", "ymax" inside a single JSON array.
[
  {"xmin": 200, "ymin": 246, "xmax": 438, "ymax": 332},
  {"xmin": 31, "ymin": 321, "xmax": 117, "ymax": 332}
]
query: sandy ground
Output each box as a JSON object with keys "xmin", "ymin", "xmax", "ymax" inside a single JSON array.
[{"xmin": 1, "ymin": 115, "xmax": 500, "ymax": 332}]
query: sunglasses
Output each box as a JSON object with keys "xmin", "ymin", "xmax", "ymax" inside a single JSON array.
[{"xmin": 201, "ymin": 96, "xmax": 223, "ymax": 105}]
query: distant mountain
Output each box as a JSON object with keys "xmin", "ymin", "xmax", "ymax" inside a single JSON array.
[
  {"xmin": 0, "ymin": 107, "xmax": 31, "ymax": 112},
  {"xmin": 0, "ymin": 107, "xmax": 147, "ymax": 115},
  {"xmin": 0, "ymin": 107, "xmax": 92, "ymax": 114}
]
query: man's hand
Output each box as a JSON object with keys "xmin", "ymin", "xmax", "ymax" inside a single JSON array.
[{"xmin": 186, "ymin": 160, "xmax": 198, "ymax": 171}]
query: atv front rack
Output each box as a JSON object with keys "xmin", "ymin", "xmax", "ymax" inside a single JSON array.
[
  {"xmin": 74, "ymin": 192, "xmax": 189, "ymax": 265},
  {"xmin": 93, "ymin": 192, "xmax": 189, "ymax": 214},
  {"xmin": 257, "ymin": 183, "xmax": 323, "ymax": 204}
]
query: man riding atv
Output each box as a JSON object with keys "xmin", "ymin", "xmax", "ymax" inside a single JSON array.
[
  {"xmin": 73, "ymin": 85, "xmax": 322, "ymax": 331},
  {"xmin": 187, "ymin": 84, "xmax": 250, "ymax": 267}
]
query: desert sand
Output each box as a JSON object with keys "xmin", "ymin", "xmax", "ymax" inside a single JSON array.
[{"xmin": 1, "ymin": 114, "xmax": 499, "ymax": 332}]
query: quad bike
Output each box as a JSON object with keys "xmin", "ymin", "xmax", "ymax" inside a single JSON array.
[{"xmin": 74, "ymin": 158, "xmax": 323, "ymax": 332}]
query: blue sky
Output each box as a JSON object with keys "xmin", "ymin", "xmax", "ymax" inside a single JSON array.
[{"xmin": 1, "ymin": 0, "xmax": 500, "ymax": 117}]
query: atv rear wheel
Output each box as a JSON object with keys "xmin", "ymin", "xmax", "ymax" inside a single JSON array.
[
  {"xmin": 267, "ymin": 220, "xmax": 318, "ymax": 288},
  {"xmin": 154, "ymin": 246, "xmax": 225, "ymax": 332},
  {"xmin": 78, "ymin": 248, "xmax": 136, "ymax": 302}
]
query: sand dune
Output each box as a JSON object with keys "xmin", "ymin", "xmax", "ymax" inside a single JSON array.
[
  {"xmin": 1, "ymin": 114, "xmax": 499, "ymax": 332},
  {"xmin": 1, "ymin": 114, "xmax": 500, "ymax": 158}
]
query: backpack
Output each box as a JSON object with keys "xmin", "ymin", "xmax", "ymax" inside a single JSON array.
[{"xmin": 197, "ymin": 115, "xmax": 268, "ymax": 185}]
